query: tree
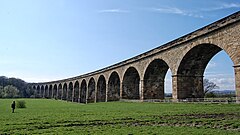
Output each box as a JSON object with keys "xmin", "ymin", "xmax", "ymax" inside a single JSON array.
[
  {"xmin": 0, "ymin": 85, "xmax": 19, "ymax": 98},
  {"xmin": 0, "ymin": 76, "xmax": 28, "ymax": 97},
  {"xmin": 203, "ymin": 79, "xmax": 219, "ymax": 96},
  {"xmin": 8, "ymin": 77, "xmax": 28, "ymax": 97},
  {"xmin": 25, "ymin": 86, "xmax": 35, "ymax": 98},
  {"xmin": 0, "ymin": 86, "xmax": 4, "ymax": 98}
]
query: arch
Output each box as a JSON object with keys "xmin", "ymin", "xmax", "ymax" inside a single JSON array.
[
  {"xmin": 53, "ymin": 84, "xmax": 57, "ymax": 99},
  {"xmin": 32, "ymin": 85, "xmax": 36, "ymax": 92},
  {"xmin": 58, "ymin": 84, "xmax": 62, "ymax": 99},
  {"xmin": 68, "ymin": 82, "xmax": 73, "ymax": 101},
  {"xmin": 40, "ymin": 85, "xmax": 44, "ymax": 98},
  {"xmin": 80, "ymin": 79, "xmax": 87, "ymax": 103},
  {"xmin": 88, "ymin": 77, "xmax": 96, "ymax": 103},
  {"xmin": 44, "ymin": 85, "xmax": 49, "ymax": 98},
  {"xmin": 143, "ymin": 59, "xmax": 169, "ymax": 99},
  {"xmin": 49, "ymin": 85, "xmax": 53, "ymax": 99},
  {"xmin": 165, "ymin": 69, "xmax": 173, "ymax": 98},
  {"xmin": 204, "ymin": 51, "xmax": 235, "ymax": 94},
  {"xmin": 62, "ymin": 83, "xmax": 67, "ymax": 100},
  {"xmin": 32, "ymin": 86, "xmax": 36, "ymax": 97},
  {"xmin": 97, "ymin": 75, "xmax": 106, "ymax": 102},
  {"xmin": 122, "ymin": 67, "xmax": 140, "ymax": 99},
  {"xmin": 176, "ymin": 43, "xmax": 225, "ymax": 99},
  {"xmin": 37, "ymin": 85, "xmax": 41, "ymax": 98},
  {"xmin": 108, "ymin": 71, "xmax": 120, "ymax": 101},
  {"xmin": 73, "ymin": 81, "xmax": 80, "ymax": 102}
]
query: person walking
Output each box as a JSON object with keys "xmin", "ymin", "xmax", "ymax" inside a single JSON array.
[{"xmin": 11, "ymin": 101, "xmax": 16, "ymax": 113}]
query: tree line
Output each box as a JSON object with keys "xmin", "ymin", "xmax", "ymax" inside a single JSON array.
[{"xmin": 0, "ymin": 76, "xmax": 34, "ymax": 98}]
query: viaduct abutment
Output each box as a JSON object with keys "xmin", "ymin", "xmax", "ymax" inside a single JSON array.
[{"xmin": 31, "ymin": 11, "xmax": 240, "ymax": 103}]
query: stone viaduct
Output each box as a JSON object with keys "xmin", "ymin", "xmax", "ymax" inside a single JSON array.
[{"xmin": 31, "ymin": 11, "xmax": 240, "ymax": 103}]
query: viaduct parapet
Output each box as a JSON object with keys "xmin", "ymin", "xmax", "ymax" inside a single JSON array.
[{"xmin": 31, "ymin": 11, "xmax": 240, "ymax": 103}]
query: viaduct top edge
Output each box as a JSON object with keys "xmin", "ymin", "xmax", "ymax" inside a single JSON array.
[{"xmin": 34, "ymin": 11, "xmax": 240, "ymax": 85}]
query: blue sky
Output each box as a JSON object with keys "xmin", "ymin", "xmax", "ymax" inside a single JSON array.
[{"xmin": 0, "ymin": 0, "xmax": 239, "ymax": 92}]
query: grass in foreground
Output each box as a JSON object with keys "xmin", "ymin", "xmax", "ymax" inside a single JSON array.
[{"xmin": 0, "ymin": 99, "xmax": 240, "ymax": 134}]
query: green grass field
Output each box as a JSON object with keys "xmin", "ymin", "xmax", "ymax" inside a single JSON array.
[{"xmin": 0, "ymin": 99, "xmax": 240, "ymax": 134}]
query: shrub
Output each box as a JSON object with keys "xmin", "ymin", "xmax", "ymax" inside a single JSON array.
[
  {"xmin": 205, "ymin": 92, "xmax": 216, "ymax": 98},
  {"xmin": 16, "ymin": 100, "xmax": 26, "ymax": 108}
]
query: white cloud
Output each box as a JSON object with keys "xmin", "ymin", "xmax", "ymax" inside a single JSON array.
[
  {"xmin": 165, "ymin": 78, "xmax": 172, "ymax": 93},
  {"xmin": 202, "ymin": 3, "xmax": 240, "ymax": 11},
  {"xmin": 152, "ymin": 7, "xmax": 185, "ymax": 14},
  {"xmin": 98, "ymin": 2, "xmax": 239, "ymax": 17},
  {"xmin": 204, "ymin": 73, "xmax": 233, "ymax": 78},
  {"xmin": 165, "ymin": 70, "xmax": 173, "ymax": 93},
  {"xmin": 209, "ymin": 77, "xmax": 235, "ymax": 90},
  {"xmin": 151, "ymin": 2, "xmax": 240, "ymax": 18},
  {"xmin": 222, "ymin": 3, "xmax": 240, "ymax": 8},
  {"xmin": 98, "ymin": 9, "xmax": 129, "ymax": 13},
  {"xmin": 206, "ymin": 61, "xmax": 217, "ymax": 69},
  {"xmin": 205, "ymin": 73, "xmax": 235, "ymax": 90},
  {"xmin": 151, "ymin": 7, "xmax": 203, "ymax": 18}
]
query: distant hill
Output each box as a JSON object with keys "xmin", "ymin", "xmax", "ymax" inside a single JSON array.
[
  {"xmin": 165, "ymin": 90, "xmax": 236, "ymax": 97},
  {"xmin": 212, "ymin": 90, "xmax": 235, "ymax": 95}
]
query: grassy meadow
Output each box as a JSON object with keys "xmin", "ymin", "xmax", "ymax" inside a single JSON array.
[{"xmin": 0, "ymin": 99, "xmax": 240, "ymax": 134}]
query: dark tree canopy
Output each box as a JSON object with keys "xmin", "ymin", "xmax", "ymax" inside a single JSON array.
[{"xmin": 0, "ymin": 76, "xmax": 33, "ymax": 98}]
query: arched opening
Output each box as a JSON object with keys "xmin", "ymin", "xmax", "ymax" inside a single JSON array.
[
  {"xmin": 62, "ymin": 83, "xmax": 67, "ymax": 100},
  {"xmin": 41, "ymin": 85, "xmax": 44, "ymax": 98},
  {"xmin": 53, "ymin": 84, "xmax": 57, "ymax": 99},
  {"xmin": 33, "ymin": 86, "xmax": 36, "ymax": 96},
  {"xmin": 68, "ymin": 82, "xmax": 73, "ymax": 101},
  {"xmin": 165, "ymin": 69, "xmax": 173, "ymax": 98},
  {"xmin": 37, "ymin": 85, "xmax": 40, "ymax": 98},
  {"xmin": 80, "ymin": 79, "xmax": 87, "ymax": 103},
  {"xmin": 44, "ymin": 85, "xmax": 49, "ymax": 98},
  {"xmin": 122, "ymin": 67, "xmax": 140, "ymax": 99},
  {"xmin": 108, "ymin": 71, "xmax": 120, "ymax": 101},
  {"xmin": 58, "ymin": 84, "xmax": 62, "ymax": 99},
  {"xmin": 88, "ymin": 77, "xmax": 96, "ymax": 103},
  {"xmin": 73, "ymin": 81, "xmax": 79, "ymax": 102},
  {"xmin": 176, "ymin": 44, "xmax": 229, "ymax": 99},
  {"xmin": 97, "ymin": 75, "xmax": 106, "ymax": 102},
  {"xmin": 204, "ymin": 51, "xmax": 235, "ymax": 97},
  {"xmin": 49, "ymin": 85, "xmax": 53, "ymax": 99},
  {"xmin": 143, "ymin": 59, "xmax": 169, "ymax": 100}
]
